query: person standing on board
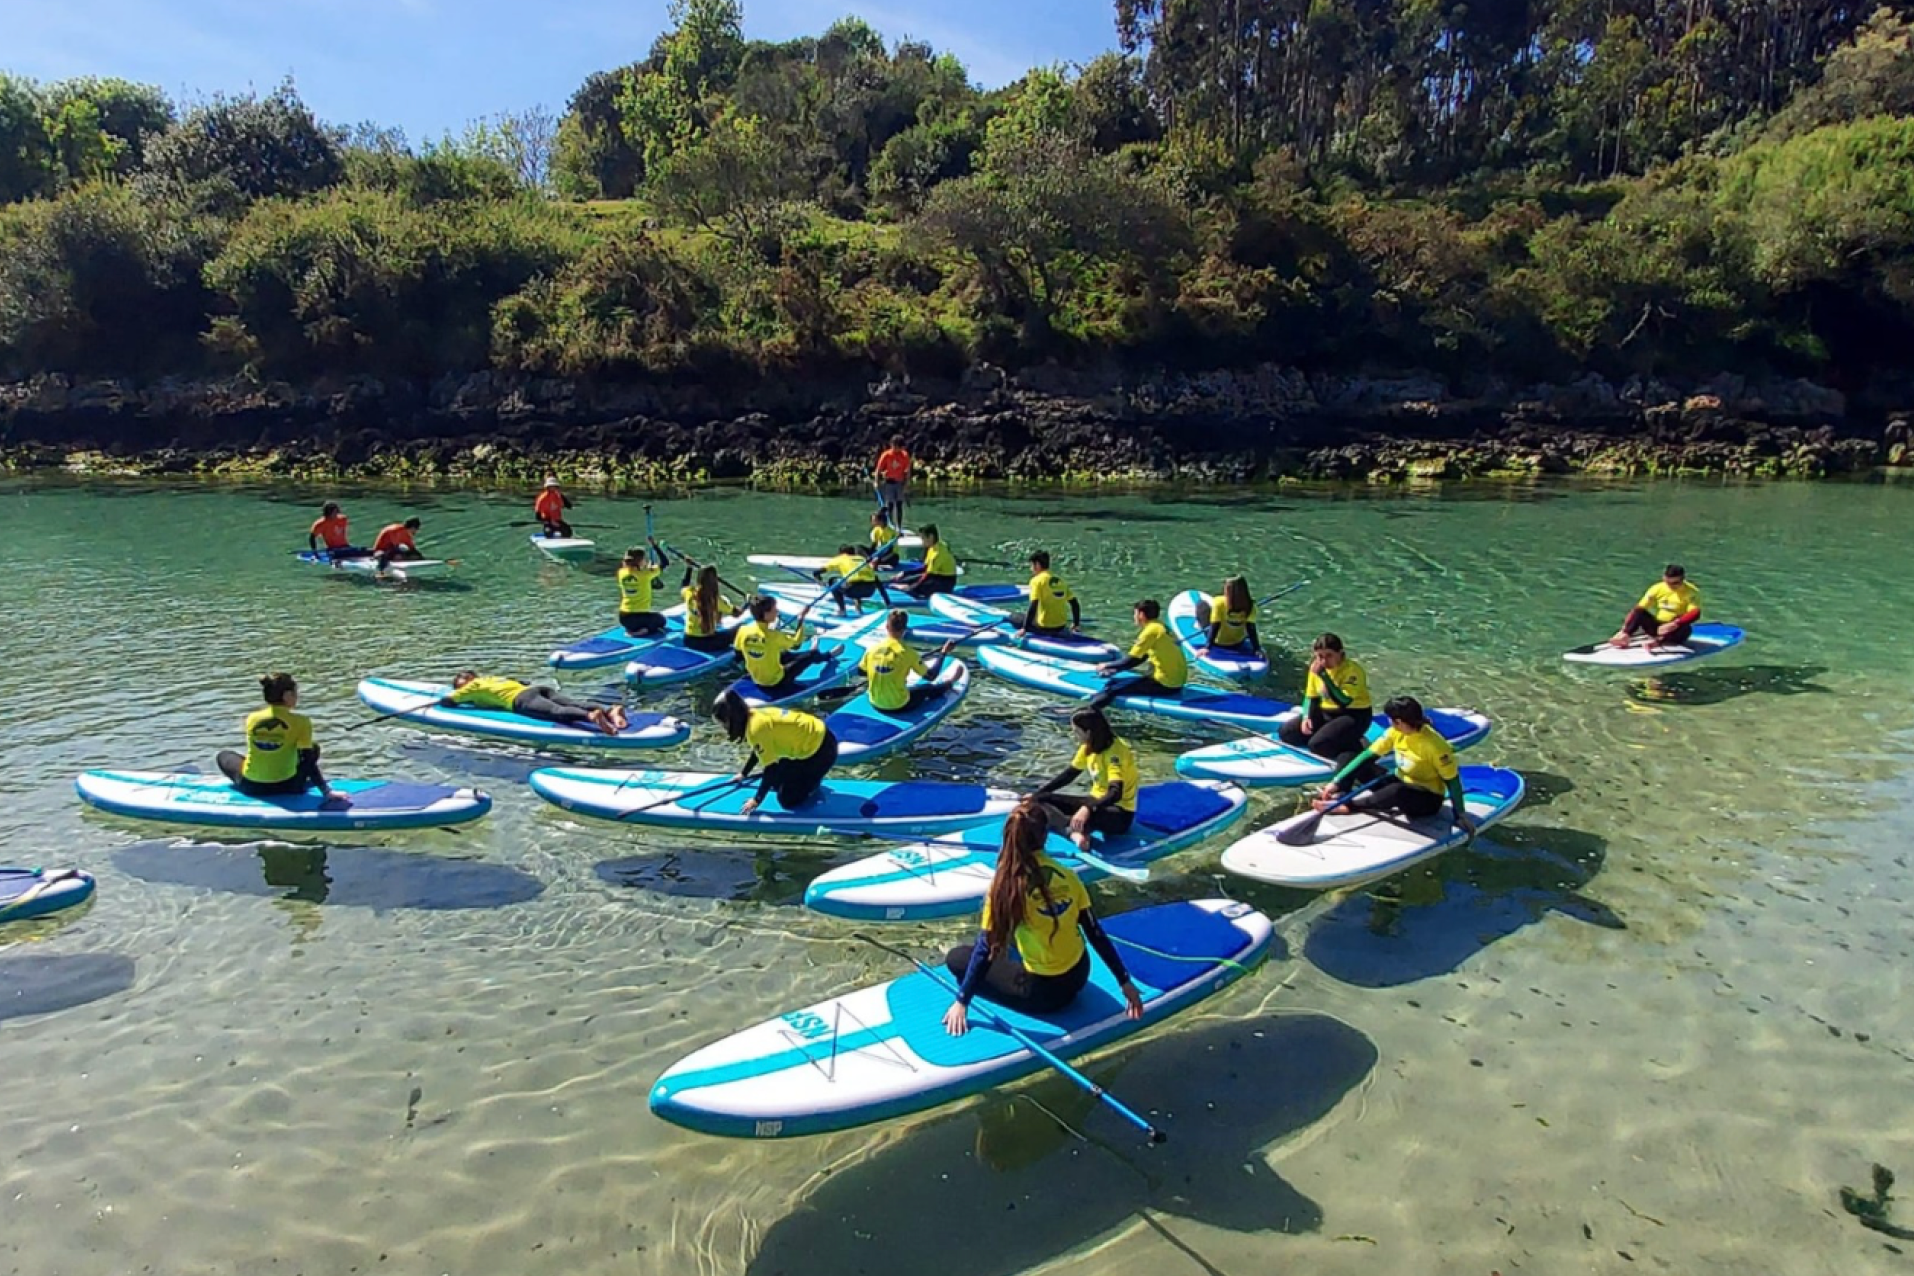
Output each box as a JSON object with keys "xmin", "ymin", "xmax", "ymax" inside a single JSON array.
[
  {"xmin": 535, "ymin": 477, "xmax": 575, "ymax": 539},
  {"xmin": 1608, "ymin": 564, "xmax": 1702, "ymax": 649},
  {"xmin": 371, "ymin": 517, "xmax": 425, "ymax": 569},
  {"xmin": 875, "ymin": 435, "xmax": 912, "ymax": 529},
  {"xmin": 308, "ymin": 502, "xmax": 365, "ymax": 560}
]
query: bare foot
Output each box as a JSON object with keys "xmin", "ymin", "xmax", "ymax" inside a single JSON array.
[
  {"xmin": 1072, "ymin": 831, "xmax": 1093, "ymax": 853},
  {"xmin": 610, "ymin": 706, "xmax": 630, "ymax": 731},
  {"xmin": 588, "ymin": 709, "xmax": 617, "ymax": 736}
]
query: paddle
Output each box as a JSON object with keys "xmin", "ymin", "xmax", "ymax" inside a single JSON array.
[
  {"xmin": 1274, "ymin": 773, "xmax": 1389, "ymax": 846},
  {"xmin": 851, "ymin": 932, "xmax": 1166, "ymax": 1144},
  {"xmin": 821, "ymin": 825, "xmax": 1151, "ymax": 883},
  {"xmin": 644, "ymin": 503, "xmax": 655, "ymax": 542},
  {"xmin": 0, "ymin": 868, "xmax": 83, "ymax": 922},
  {"xmin": 957, "ymin": 557, "xmax": 1020, "ymax": 569},
  {"xmin": 343, "ymin": 687, "xmax": 450, "ymax": 731},
  {"xmin": 510, "ymin": 520, "xmax": 615, "ymax": 530},
  {"xmin": 617, "ymin": 774, "xmax": 750, "ymax": 820},
  {"xmin": 663, "ymin": 543, "xmax": 750, "ymax": 603}
]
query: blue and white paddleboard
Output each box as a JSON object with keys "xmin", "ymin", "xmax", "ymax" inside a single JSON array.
[
  {"xmin": 625, "ymin": 640, "xmax": 740, "ymax": 687},
  {"xmin": 296, "ymin": 550, "xmax": 451, "ymax": 582},
  {"xmin": 0, "ymin": 868, "xmax": 97, "ymax": 922},
  {"xmin": 976, "ymin": 645, "xmax": 1298, "ymax": 729},
  {"xmin": 1562, "ymin": 623, "xmax": 1746, "ymax": 669},
  {"xmin": 1220, "ymin": 765, "xmax": 1525, "ymax": 889},
  {"xmin": 804, "ymin": 780, "xmax": 1250, "ymax": 921},
  {"xmin": 757, "ymin": 581, "xmax": 1025, "ymax": 613},
  {"xmin": 827, "ymin": 661, "xmax": 970, "ymax": 765},
  {"xmin": 530, "ymin": 768, "xmax": 1020, "ymax": 835},
  {"xmin": 1167, "ymin": 590, "xmax": 1270, "ymax": 681},
  {"xmin": 927, "ymin": 593, "xmax": 1121, "ymax": 663},
  {"xmin": 531, "ymin": 534, "xmax": 596, "ymax": 562},
  {"xmin": 356, "ymin": 678, "xmax": 689, "ymax": 750},
  {"xmin": 1175, "ymin": 707, "xmax": 1494, "ymax": 787},
  {"xmin": 815, "ymin": 610, "xmax": 1008, "ymax": 651},
  {"xmin": 724, "ymin": 639, "xmax": 863, "ymax": 708},
  {"xmin": 550, "ymin": 607, "xmax": 692, "ymax": 670},
  {"xmin": 75, "ymin": 770, "xmax": 492, "ymax": 831},
  {"xmin": 649, "ymin": 897, "xmax": 1273, "ymax": 1138}
]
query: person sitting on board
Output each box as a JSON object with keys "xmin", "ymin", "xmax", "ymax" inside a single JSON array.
[
  {"xmin": 1030, "ymin": 707, "xmax": 1138, "ymax": 851},
  {"xmin": 680, "ymin": 564, "xmax": 742, "ymax": 654},
  {"xmin": 534, "ymin": 477, "xmax": 575, "ymax": 539},
  {"xmin": 875, "ymin": 434, "xmax": 911, "ymax": 529},
  {"xmin": 894, "ymin": 524, "xmax": 959, "ymax": 599},
  {"xmin": 1313, "ymin": 695, "xmax": 1475, "ymax": 839},
  {"xmin": 308, "ymin": 502, "xmax": 365, "ymax": 560},
  {"xmin": 1278, "ymin": 632, "xmax": 1372, "ymax": 759},
  {"xmin": 216, "ymin": 673, "xmax": 342, "ymax": 804},
  {"xmin": 1090, "ymin": 599, "xmax": 1188, "ymax": 710},
  {"xmin": 442, "ymin": 672, "xmax": 626, "ymax": 736},
  {"xmin": 1016, "ymin": 551, "xmax": 1081, "ymax": 638},
  {"xmin": 1195, "ymin": 575, "xmax": 1263, "ymax": 657},
  {"xmin": 813, "ymin": 545, "xmax": 891, "ymax": 615},
  {"xmin": 941, "ymin": 798, "xmax": 1143, "ymax": 1035},
  {"xmin": 371, "ymin": 517, "xmax": 424, "ymax": 569},
  {"xmin": 617, "ymin": 540, "xmax": 670, "ymax": 636},
  {"xmin": 870, "ymin": 510, "xmax": 902, "ymax": 568},
  {"xmin": 1609, "ymin": 563, "xmax": 1701, "ymax": 649},
  {"xmin": 712, "ymin": 690, "xmax": 839, "ymax": 814},
  {"xmin": 859, "ymin": 610, "xmax": 959, "ymax": 714},
  {"xmin": 733, "ymin": 596, "xmax": 832, "ymax": 692}
]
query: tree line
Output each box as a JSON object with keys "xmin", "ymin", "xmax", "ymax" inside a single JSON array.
[{"xmin": 2, "ymin": 0, "xmax": 1912, "ymax": 392}]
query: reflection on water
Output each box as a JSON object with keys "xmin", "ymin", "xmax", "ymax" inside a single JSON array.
[
  {"xmin": 113, "ymin": 841, "xmax": 547, "ymax": 911},
  {"xmin": 0, "ymin": 953, "xmax": 136, "ymax": 1022}
]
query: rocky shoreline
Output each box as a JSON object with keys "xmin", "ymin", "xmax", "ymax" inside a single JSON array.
[{"xmin": 3, "ymin": 363, "xmax": 1910, "ymax": 485}]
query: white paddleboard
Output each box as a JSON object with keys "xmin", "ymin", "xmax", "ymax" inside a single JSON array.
[
  {"xmin": 1167, "ymin": 590, "xmax": 1270, "ymax": 680},
  {"xmin": 1562, "ymin": 623, "xmax": 1744, "ymax": 669},
  {"xmin": 356, "ymin": 678, "xmax": 688, "ymax": 750},
  {"xmin": 532, "ymin": 535, "xmax": 597, "ymax": 561},
  {"xmin": 1175, "ymin": 707, "xmax": 1493, "ymax": 787}
]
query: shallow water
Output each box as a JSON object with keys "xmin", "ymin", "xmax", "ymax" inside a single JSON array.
[{"xmin": 2, "ymin": 475, "xmax": 1912, "ymax": 1274}]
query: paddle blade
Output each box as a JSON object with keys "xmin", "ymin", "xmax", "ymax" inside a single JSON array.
[{"xmin": 1273, "ymin": 810, "xmax": 1326, "ymax": 846}]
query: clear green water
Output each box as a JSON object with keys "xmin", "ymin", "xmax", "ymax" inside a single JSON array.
[{"xmin": 3, "ymin": 475, "xmax": 1913, "ymax": 1275}]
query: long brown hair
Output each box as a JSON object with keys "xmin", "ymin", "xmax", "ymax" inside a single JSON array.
[
  {"xmin": 1223, "ymin": 575, "xmax": 1251, "ymax": 615},
  {"xmin": 983, "ymin": 800, "xmax": 1060, "ymax": 958},
  {"xmin": 694, "ymin": 566, "xmax": 721, "ymax": 635}
]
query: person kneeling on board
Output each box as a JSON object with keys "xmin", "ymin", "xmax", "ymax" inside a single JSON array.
[
  {"xmin": 860, "ymin": 610, "xmax": 957, "ymax": 713},
  {"xmin": 442, "ymin": 672, "xmax": 626, "ymax": 736},
  {"xmin": 1609, "ymin": 563, "xmax": 1701, "ymax": 649},
  {"xmin": 1313, "ymin": 695, "xmax": 1475, "ymax": 839},
  {"xmin": 1195, "ymin": 575, "xmax": 1264, "ymax": 657},
  {"xmin": 733, "ymin": 596, "xmax": 832, "ymax": 693},
  {"xmin": 1279, "ymin": 633, "xmax": 1372, "ymax": 759},
  {"xmin": 534, "ymin": 476, "xmax": 575, "ymax": 539},
  {"xmin": 618, "ymin": 540, "xmax": 670, "ymax": 636},
  {"xmin": 712, "ymin": 691, "xmax": 839, "ymax": 814},
  {"xmin": 870, "ymin": 510, "xmax": 902, "ymax": 568},
  {"xmin": 813, "ymin": 545, "xmax": 891, "ymax": 615},
  {"xmin": 1030, "ymin": 707, "xmax": 1137, "ymax": 852},
  {"xmin": 216, "ymin": 673, "xmax": 341, "ymax": 804},
  {"xmin": 371, "ymin": 517, "xmax": 424, "ymax": 569},
  {"xmin": 681, "ymin": 564, "xmax": 742, "ymax": 653},
  {"xmin": 1090, "ymin": 599, "xmax": 1188, "ymax": 710},
  {"xmin": 1017, "ymin": 551, "xmax": 1081, "ymax": 639},
  {"xmin": 942, "ymin": 799, "xmax": 1143, "ymax": 1036},
  {"xmin": 894, "ymin": 525, "xmax": 958, "ymax": 599}
]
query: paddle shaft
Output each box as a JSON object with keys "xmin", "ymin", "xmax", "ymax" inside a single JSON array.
[
  {"xmin": 1175, "ymin": 581, "xmax": 1307, "ymax": 653},
  {"xmin": 345, "ymin": 690, "xmax": 452, "ymax": 731},
  {"xmin": 819, "ymin": 824, "xmax": 1149, "ymax": 883},
  {"xmin": 511, "ymin": 520, "xmax": 614, "ymax": 530},
  {"xmin": 617, "ymin": 774, "xmax": 750, "ymax": 820},
  {"xmin": 1274, "ymin": 772, "xmax": 1390, "ymax": 845},
  {"xmin": 851, "ymin": 933, "xmax": 1166, "ymax": 1144},
  {"xmin": 0, "ymin": 869, "xmax": 82, "ymax": 921},
  {"xmin": 662, "ymin": 543, "xmax": 749, "ymax": 602}
]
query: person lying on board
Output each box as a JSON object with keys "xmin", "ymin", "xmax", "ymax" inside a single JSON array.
[{"xmin": 442, "ymin": 672, "xmax": 626, "ymax": 736}]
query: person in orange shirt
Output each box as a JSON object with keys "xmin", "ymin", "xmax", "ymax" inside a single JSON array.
[
  {"xmin": 874, "ymin": 435, "xmax": 911, "ymax": 529},
  {"xmin": 307, "ymin": 502, "xmax": 366, "ymax": 560},
  {"xmin": 534, "ymin": 477, "xmax": 574, "ymax": 538},
  {"xmin": 372, "ymin": 517, "xmax": 424, "ymax": 568}
]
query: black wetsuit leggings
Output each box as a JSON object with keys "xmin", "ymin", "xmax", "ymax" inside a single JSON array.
[
  {"xmin": 510, "ymin": 686, "xmax": 598, "ymax": 727},
  {"xmin": 619, "ymin": 610, "xmax": 668, "ymax": 636},
  {"xmin": 217, "ymin": 747, "xmax": 325, "ymax": 796},
  {"xmin": 906, "ymin": 573, "xmax": 958, "ymax": 599},
  {"xmin": 757, "ymin": 731, "xmax": 840, "ymax": 808},
  {"xmin": 1037, "ymin": 794, "xmax": 1136, "ymax": 837},
  {"xmin": 943, "ymin": 948, "xmax": 1090, "ymax": 1015},
  {"xmin": 756, "ymin": 649, "xmax": 831, "ymax": 693},
  {"xmin": 1620, "ymin": 608, "xmax": 1693, "ymax": 645},
  {"xmin": 1330, "ymin": 750, "xmax": 1446, "ymax": 819},
  {"xmin": 684, "ymin": 629, "xmax": 733, "ymax": 653},
  {"xmin": 826, "ymin": 580, "xmax": 891, "ymax": 610},
  {"xmin": 541, "ymin": 519, "xmax": 575, "ymax": 539},
  {"xmin": 1278, "ymin": 708, "xmax": 1373, "ymax": 760},
  {"xmin": 1089, "ymin": 675, "xmax": 1180, "ymax": 711}
]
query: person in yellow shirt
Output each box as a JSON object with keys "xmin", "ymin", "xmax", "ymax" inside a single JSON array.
[
  {"xmin": 1090, "ymin": 599, "xmax": 1188, "ymax": 710},
  {"xmin": 441, "ymin": 672, "xmax": 626, "ymax": 735},
  {"xmin": 1195, "ymin": 575, "xmax": 1263, "ymax": 658},
  {"xmin": 712, "ymin": 690, "xmax": 840, "ymax": 812},
  {"xmin": 1017, "ymin": 550, "xmax": 1081, "ymax": 637},
  {"xmin": 732, "ymin": 596, "xmax": 832, "ymax": 692},
  {"xmin": 679, "ymin": 563, "xmax": 742, "ymax": 654},
  {"xmin": 215, "ymin": 673, "xmax": 338, "ymax": 802},
  {"xmin": 870, "ymin": 511, "xmax": 902, "ymax": 568},
  {"xmin": 941, "ymin": 799, "xmax": 1143, "ymax": 1034},
  {"xmin": 1609, "ymin": 563, "xmax": 1703, "ymax": 648},
  {"xmin": 1031, "ymin": 707, "xmax": 1139, "ymax": 849},
  {"xmin": 813, "ymin": 544, "xmax": 892, "ymax": 615},
  {"xmin": 1278, "ymin": 632, "xmax": 1373, "ymax": 759},
  {"xmin": 897, "ymin": 524, "xmax": 959, "ymax": 599},
  {"xmin": 858, "ymin": 610, "xmax": 958, "ymax": 713},
  {"xmin": 1313, "ymin": 695, "xmax": 1474, "ymax": 837},
  {"xmin": 617, "ymin": 539, "xmax": 671, "ymax": 636}
]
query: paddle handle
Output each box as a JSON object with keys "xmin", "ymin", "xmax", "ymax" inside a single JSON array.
[{"xmin": 852, "ymin": 933, "xmax": 1165, "ymax": 1144}]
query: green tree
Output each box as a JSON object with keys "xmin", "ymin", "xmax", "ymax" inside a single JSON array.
[
  {"xmin": 139, "ymin": 82, "xmax": 344, "ymax": 204},
  {"xmin": 645, "ymin": 111, "xmax": 802, "ymax": 246},
  {"xmin": 0, "ymin": 73, "xmax": 53, "ymax": 203}
]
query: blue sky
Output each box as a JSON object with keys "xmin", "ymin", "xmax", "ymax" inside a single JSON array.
[{"xmin": 5, "ymin": 0, "xmax": 1123, "ymax": 142}]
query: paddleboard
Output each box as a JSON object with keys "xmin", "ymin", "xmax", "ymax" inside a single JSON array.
[
  {"xmin": 650, "ymin": 897, "xmax": 1272, "ymax": 1138},
  {"xmin": 1167, "ymin": 590, "xmax": 1270, "ymax": 680},
  {"xmin": 1175, "ymin": 707, "xmax": 1494, "ymax": 787},
  {"xmin": 927, "ymin": 593, "xmax": 1121, "ymax": 663},
  {"xmin": 1562, "ymin": 623, "xmax": 1746, "ymax": 669},
  {"xmin": 815, "ymin": 610, "xmax": 1007, "ymax": 651},
  {"xmin": 757, "ymin": 580, "xmax": 1024, "ymax": 613},
  {"xmin": 804, "ymin": 780, "xmax": 1250, "ymax": 921},
  {"xmin": 1219, "ymin": 764, "xmax": 1525, "ymax": 889},
  {"xmin": 827, "ymin": 660, "xmax": 970, "ymax": 764},
  {"xmin": 625, "ymin": 640, "xmax": 740, "ymax": 687},
  {"xmin": 976, "ymin": 645, "xmax": 1298, "ymax": 729},
  {"xmin": 0, "ymin": 868, "xmax": 97, "ymax": 922},
  {"xmin": 355, "ymin": 678, "xmax": 690, "ymax": 750},
  {"xmin": 723, "ymin": 614, "xmax": 888, "ymax": 707},
  {"xmin": 529, "ymin": 768, "xmax": 1020, "ymax": 836},
  {"xmin": 531, "ymin": 534, "xmax": 597, "ymax": 562},
  {"xmin": 75, "ymin": 770, "xmax": 492, "ymax": 831},
  {"xmin": 549, "ymin": 608, "xmax": 689, "ymax": 670},
  {"xmin": 296, "ymin": 551, "xmax": 451, "ymax": 581}
]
